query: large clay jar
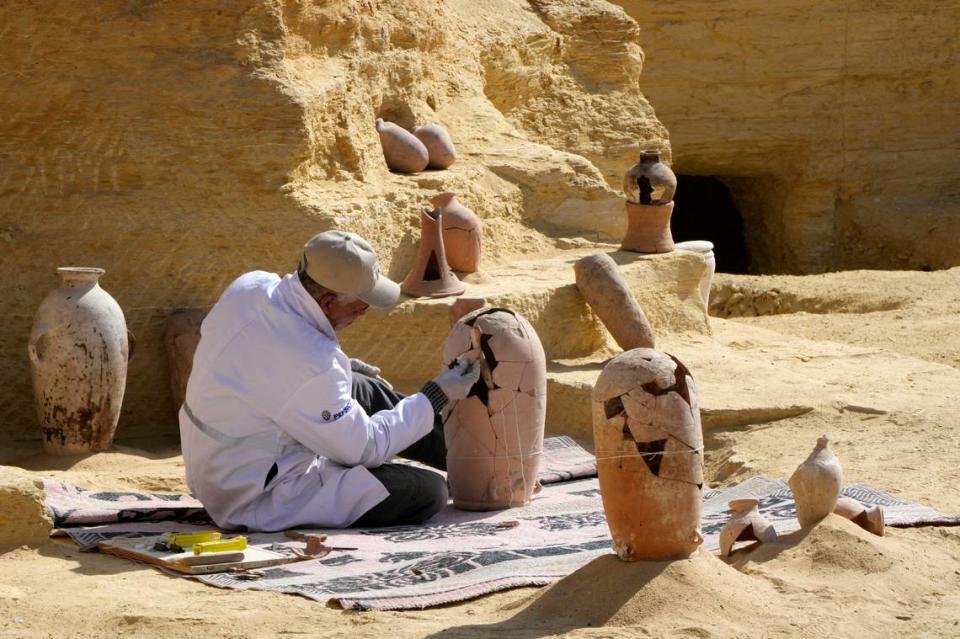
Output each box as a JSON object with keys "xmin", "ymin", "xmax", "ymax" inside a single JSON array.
[
  {"xmin": 674, "ymin": 240, "xmax": 716, "ymax": 308},
  {"xmin": 401, "ymin": 209, "xmax": 466, "ymax": 298},
  {"xmin": 442, "ymin": 307, "xmax": 547, "ymax": 510},
  {"xmin": 719, "ymin": 499, "xmax": 778, "ymax": 557},
  {"xmin": 29, "ymin": 268, "xmax": 130, "ymax": 454},
  {"xmin": 834, "ymin": 496, "xmax": 885, "ymax": 536},
  {"xmin": 412, "ymin": 124, "xmax": 457, "ymax": 169},
  {"xmin": 621, "ymin": 151, "xmax": 677, "ymax": 254},
  {"xmin": 376, "ymin": 118, "xmax": 429, "ymax": 173},
  {"xmin": 573, "ymin": 253, "xmax": 656, "ymax": 351},
  {"xmin": 789, "ymin": 435, "xmax": 843, "ymax": 527},
  {"xmin": 162, "ymin": 309, "xmax": 206, "ymax": 412},
  {"xmin": 431, "ymin": 192, "xmax": 482, "ymax": 273},
  {"xmin": 593, "ymin": 349, "xmax": 704, "ymax": 561}
]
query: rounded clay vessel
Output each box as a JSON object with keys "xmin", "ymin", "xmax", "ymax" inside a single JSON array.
[
  {"xmin": 376, "ymin": 118, "xmax": 429, "ymax": 173},
  {"xmin": 431, "ymin": 192, "xmax": 482, "ymax": 273},
  {"xmin": 442, "ymin": 307, "xmax": 547, "ymax": 510},
  {"xmin": 401, "ymin": 208, "xmax": 465, "ymax": 298},
  {"xmin": 413, "ymin": 124, "xmax": 457, "ymax": 169},
  {"xmin": 623, "ymin": 150, "xmax": 676, "ymax": 205},
  {"xmin": 592, "ymin": 348, "xmax": 704, "ymax": 560},
  {"xmin": 719, "ymin": 498, "xmax": 778, "ymax": 557},
  {"xmin": 29, "ymin": 268, "xmax": 129, "ymax": 454},
  {"xmin": 574, "ymin": 252, "xmax": 656, "ymax": 351},
  {"xmin": 789, "ymin": 435, "xmax": 843, "ymax": 527}
]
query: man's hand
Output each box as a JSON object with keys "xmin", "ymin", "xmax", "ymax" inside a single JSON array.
[
  {"xmin": 350, "ymin": 358, "xmax": 393, "ymax": 390},
  {"xmin": 432, "ymin": 357, "xmax": 481, "ymax": 402}
]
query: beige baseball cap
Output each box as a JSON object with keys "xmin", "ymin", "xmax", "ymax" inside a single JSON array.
[{"xmin": 299, "ymin": 231, "xmax": 401, "ymax": 309}]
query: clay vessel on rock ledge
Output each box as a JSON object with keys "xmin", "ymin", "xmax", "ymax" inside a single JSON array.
[
  {"xmin": 401, "ymin": 208, "xmax": 465, "ymax": 298},
  {"xmin": 431, "ymin": 192, "xmax": 482, "ymax": 273},
  {"xmin": 592, "ymin": 348, "xmax": 704, "ymax": 561},
  {"xmin": 623, "ymin": 150, "xmax": 676, "ymax": 205},
  {"xmin": 789, "ymin": 435, "xmax": 843, "ymax": 527},
  {"xmin": 574, "ymin": 252, "xmax": 656, "ymax": 351},
  {"xmin": 674, "ymin": 240, "xmax": 716, "ymax": 308},
  {"xmin": 621, "ymin": 201, "xmax": 675, "ymax": 253},
  {"xmin": 413, "ymin": 124, "xmax": 457, "ymax": 169},
  {"xmin": 442, "ymin": 307, "xmax": 546, "ymax": 511},
  {"xmin": 29, "ymin": 268, "xmax": 130, "ymax": 454},
  {"xmin": 376, "ymin": 118, "xmax": 429, "ymax": 173},
  {"xmin": 719, "ymin": 498, "xmax": 778, "ymax": 557}
]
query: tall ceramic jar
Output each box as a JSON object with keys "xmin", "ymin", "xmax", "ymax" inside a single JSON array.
[
  {"xmin": 29, "ymin": 268, "xmax": 129, "ymax": 454},
  {"xmin": 592, "ymin": 348, "xmax": 704, "ymax": 560},
  {"xmin": 431, "ymin": 192, "xmax": 482, "ymax": 273},
  {"xmin": 442, "ymin": 307, "xmax": 547, "ymax": 510}
]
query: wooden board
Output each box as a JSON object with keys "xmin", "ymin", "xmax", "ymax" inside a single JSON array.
[{"xmin": 98, "ymin": 534, "xmax": 304, "ymax": 575}]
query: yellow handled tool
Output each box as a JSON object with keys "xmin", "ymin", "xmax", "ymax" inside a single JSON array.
[
  {"xmin": 169, "ymin": 531, "xmax": 221, "ymax": 547},
  {"xmin": 193, "ymin": 536, "xmax": 248, "ymax": 555}
]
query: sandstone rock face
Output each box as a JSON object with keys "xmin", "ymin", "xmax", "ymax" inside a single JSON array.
[
  {"xmin": 0, "ymin": 466, "xmax": 52, "ymax": 546},
  {"xmin": 0, "ymin": 0, "xmax": 669, "ymax": 443},
  {"xmin": 615, "ymin": 0, "xmax": 960, "ymax": 273}
]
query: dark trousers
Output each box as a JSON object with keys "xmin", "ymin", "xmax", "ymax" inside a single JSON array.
[{"xmin": 349, "ymin": 373, "xmax": 449, "ymax": 527}]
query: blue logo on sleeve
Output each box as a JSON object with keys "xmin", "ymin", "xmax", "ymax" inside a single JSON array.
[{"xmin": 322, "ymin": 401, "xmax": 353, "ymax": 423}]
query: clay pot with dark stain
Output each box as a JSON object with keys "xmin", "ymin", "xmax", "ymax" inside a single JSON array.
[
  {"xmin": 400, "ymin": 208, "xmax": 465, "ymax": 298},
  {"xmin": 574, "ymin": 252, "xmax": 656, "ymax": 351},
  {"xmin": 376, "ymin": 118, "xmax": 429, "ymax": 173},
  {"xmin": 592, "ymin": 348, "xmax": 704, "ymax": 561},
  {"xmin": 623, "ymin": 150, "xmax": 676, "ymax": 206},
  {"xmin": 413, "ymin": 124, "xmax": 457, "ymax": 169},
  {"xmin": 621, "ymin": 151, "xmax": 677, "ymax": 254},
  {"xmin": 431, "ymin": 192, "xmax": 482, "ymax": 273},
  {"xmin": 29, "ymin": 268, "xmax": 130, "ymax": 454}
]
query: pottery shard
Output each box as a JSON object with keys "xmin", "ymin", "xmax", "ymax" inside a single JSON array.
[
  {"xmin": 376, "ymin": 118, "xmax": 429, "ymax": 173},
  {"xmin": 574, "ymin": 253, "xmax": 655, "ymax": 351},
  {"xmin": 442, "ymin": 307, "xmax": 546, "ymax": 511},
  {"xmin": 834, "ymin": 496, "xmax": 885, "ymax": 536},
  {"xmin": 162, "ymin": 309, "xmax": 206, "ymax": 412},
  {"xmin": 412, "ymin": 124, "xmax": 457, "ymax": 169},
  {"xmin": 0, "ymin": 466, "xmax": 52, "ymax": 546},
  {"xmin": 719, "ymin": 499, "xmax": 778, "ymax": 557},
  {"xmin": 592, "ymin": 348, "xmax": 704, "ymax": 561}
]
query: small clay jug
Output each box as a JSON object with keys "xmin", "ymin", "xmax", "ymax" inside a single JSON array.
[
  {"xmin": 674, "ymin": 240, "xmax": 716, "ymax": 308},
  {"xmin": 401, "ymin": 208, "xmax": 466, "ymax": 298},
  {"xmin": 574, "ymin": 253, "xmax": 655, "ymax": 351},
  {"xmin": 834, "ymin": 496, "xmax": 885, "ymax": 536},
  {"xmin": 413, "ymin": 124, "xmax": 457, "ymax": 169},
  {"xmin": 789, "ymin": 435, "xmax": 843, "ymax": 527},
  {"xmin": 593, "ymin": 348, "xmax": 704, "ymax": 561},
  {"xmin": 623, "ymin": 150, "xmax": 676, "ymax": 205},
  {"xmin": 431, "ymin": 192, "xmax": 482, "ymax": 273},
  {"xmin": 376, "ymin": 118, "xmax": 429, "ymax": 173},
  {"xmin": 719, "ymin": 499, "xmax": 778, "ymax": 557},
  {"xmin": 29, "ymin": 268, "xmax": 130, "ymax": 454}
]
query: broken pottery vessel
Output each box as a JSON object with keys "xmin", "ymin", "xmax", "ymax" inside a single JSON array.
[
  {"xmin": 573, "ymin": 253, "xmax": 656, "ymax": 351},
  {"xmin": 719, "ymin": 498, "xmax": 778, "ymax": 557},
  {"xmin": 163, "ymin": 309, "xmax": 206, "ymax": 412},
  {"xmin": 376, "ymin": 118, "xmax": 429, "ymax": 173},
  {"xmin": 401, "ymin": 208, "xmax": 466, "ymax": 298},
  {"xmin": 412, "ymin": 124, "xmax": 457, "ymax": 169},
  {"xmin": 442, "ymin": 307, "xmax": 547, "ymax": 510},
  {"xmin": 834, "ymin": 496, "xmax": 885, "ymax": 536},
  {"xmin": 593, "ymin": 348, "xmax": 704, "ymax": 561},
  {"xmin": 29, "ymin": 268, "xmax": 130, "ymax": 454},
  {"xmin": 621, "ymin": 151, "xmax": 676, "ymax": 254},
  {"xmin": 448, "ymin": 297, "xmax": 486, "ymax": 326},
  {"xmin": 674, "ymin": 240, "xmax": 716, "ymax": 308},
  {"xmin": 431, "ymin": 192, "xmax": 482, "ymax": 273},
  {"xmin": 789, "ymin": 435, "xmax": 843, "ymax": 527}
]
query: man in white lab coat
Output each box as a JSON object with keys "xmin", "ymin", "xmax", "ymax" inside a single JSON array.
[{"xmin": 179, "ymin": 231, "xmax": 480, "ymax": 532}]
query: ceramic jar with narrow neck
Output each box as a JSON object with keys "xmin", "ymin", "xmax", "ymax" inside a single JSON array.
[
  {"xmin": 621, "ymin": 151, "xmax": 677, "ymax": 254},
  {"xmin": 29, "ymin": 268, "xmax": 130, "ymax": 453},
  {"xmin": 789, "ymin": 435, "xmax": 843, "ymax": 527}
]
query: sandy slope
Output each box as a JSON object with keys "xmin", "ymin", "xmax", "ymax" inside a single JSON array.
[{"xmin": 3, "ymin": 268, "xmax": 960, "ymax": 638}]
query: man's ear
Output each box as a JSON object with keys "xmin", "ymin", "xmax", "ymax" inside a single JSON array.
[{"xmin": 317, "ymin": 293, "xmax": 338, "ymax": 315}]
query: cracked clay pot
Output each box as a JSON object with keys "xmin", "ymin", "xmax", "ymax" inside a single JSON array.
[
  {"xmin": 413, "ymin": 124, "xmax": 457, "ymax": 169},
  {"xmin": 376, "ymin": 118, "xmax": 429, "ymax": 173},
  {"xmin": 442, "ymin": 307, "xmax": 547, "ymax": 511},
  {"xmin": 592, "ymin": 348, "xmax": 704, "ymax": 560},
  {"xmin": 719, "ymin": 499, "xmax": 778, "ymax": 557},
  {"xmin": 431, "ymin": 192, "xmax": 482, "ymax": 273},
  {"xmin": 789, "ymin": 435, "xmax": 843, "ymax": 528},
  {"xmin": 401, "ymin": 208, "xmax": 466, "ymax": 298},
  {"xmin": 29, "ymin": 268, "xmax": 130, "ymax": 454},
  {"xmin": 574, "ymin": 252, "xmax": 656, "ymax": 351},
  {"xmin": 621, "ymin": 151, "xmax": 676, "ymax": 254}
]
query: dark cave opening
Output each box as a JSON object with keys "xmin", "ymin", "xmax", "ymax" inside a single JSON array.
[{"xmin": 671, "ymin": 175, "xmax": 750, "ymax": 274}]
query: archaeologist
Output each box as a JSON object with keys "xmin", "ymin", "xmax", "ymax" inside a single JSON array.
[{"xmin": 179, "ymin": 230, "xmax": 480, "ymax": 532}]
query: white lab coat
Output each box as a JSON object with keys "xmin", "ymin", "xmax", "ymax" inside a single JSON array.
[{"xmin": 178, "ymin": 271, "xmax": 435, "ymax": 531}]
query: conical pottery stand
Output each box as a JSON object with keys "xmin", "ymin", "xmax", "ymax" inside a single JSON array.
[{"xmin": 401, "ymin": 209, "xmax": 466, "ymax": 298}]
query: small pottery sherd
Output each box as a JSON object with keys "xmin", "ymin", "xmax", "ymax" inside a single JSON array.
[
  {"xmin": 431, "ymin": 192, "xmax": 482, "ymax": 273},
  {"xmin": 834, "ymin": 496, "xmax": 885, "ymax": 536},
  {"xmin": 29, "ymin": 268, "xmax": 129, "ymax": 454},
  {"xmin": 442, "ymin": 307, "xmax": 546, "ymax": 511},
  {"xmin": 574, "ymin": 253, "xmax": 656, "ymax": 351},
  {"xmin": 413, "ymin": 124, "xmax": 457, "ymax": 169},
  {"xmin": 719, "ymin": 498, "xmax": 778, "ymax": 557},
  {"xmin": 376, "ymin": 118, "xmax": 429, "ymax": 173},
  {"xmin": 593, "ymin": 348, "xmax": 704, "ymax": 561},
  {"xmin": 789, "ymin": 435, "xmax": 843, "ymax": 527},
  {"xmin": 448, "ymin": 297, "xmax": 486, "ymax": 326},
  {"xmin": 401, "ymin": 208, "xmax": 465, "ymax": 298}
]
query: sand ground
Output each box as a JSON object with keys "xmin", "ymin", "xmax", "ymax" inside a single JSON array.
[{"xmin": 2, "ymin": 268, "xmax": 960, "ymax": 638}]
